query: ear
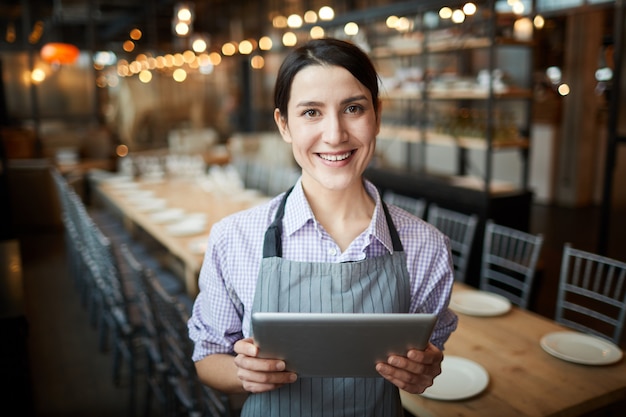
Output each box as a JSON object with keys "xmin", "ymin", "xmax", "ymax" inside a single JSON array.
[{"xmin": 274, "ymin": 108, "xmax": 292, "ymax": 144}]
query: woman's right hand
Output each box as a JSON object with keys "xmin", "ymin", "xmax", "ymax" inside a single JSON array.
[{"xmin": 233, "ymin": 337, "xmax": 298, "ymax": 393}]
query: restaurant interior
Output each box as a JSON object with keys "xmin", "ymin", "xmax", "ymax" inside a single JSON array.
[{"xmin": 1, "ymin": 0, "xmax": 626, "ymax": 416}]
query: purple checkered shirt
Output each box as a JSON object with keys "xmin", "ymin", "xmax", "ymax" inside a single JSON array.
[{"xmin": 188, "ymin": 178, "xmax": 458, "ymax": 361}]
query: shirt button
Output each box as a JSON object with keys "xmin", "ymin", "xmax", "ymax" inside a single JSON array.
[{"xmin": 328, "ymin": 247, "xmax": 337, "ymax": 256}]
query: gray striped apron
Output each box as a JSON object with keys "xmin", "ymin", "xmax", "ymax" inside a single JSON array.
[{"xmin": 241, "ymin": 189, "xmax": 411, "ymax": 417}]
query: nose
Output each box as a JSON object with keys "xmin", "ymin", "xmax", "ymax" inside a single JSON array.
[{"xmin": 322, "ymin": 113, "xmax": 348, "ymax": 145}]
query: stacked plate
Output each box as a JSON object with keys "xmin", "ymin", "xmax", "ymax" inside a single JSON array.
[
  {"xmin": 165, "ymin": 213, "xmax": 207, "ymax": 237},
  {"xmin": 130, "ymin": 197, "xmax": 167, "ymax": 212},
  {"xmin": 150, "ymin": 208, "xmax": 186, "ymax": 224}
]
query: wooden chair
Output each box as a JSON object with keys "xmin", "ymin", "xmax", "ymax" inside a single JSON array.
[
  {"xmin": 383, "ymin": 190, "xmax": 427, "ymax": 219},
  {"xmin": 480, "ymin": 220, "xmax": 544, "ymax": 309},
  {"xmin": 427, "ymin": 204, "xmax": 479, "ymax": 283},
  {"xmin": 556, "ymin": 243, "xmax": 626, "ymax": 344}
]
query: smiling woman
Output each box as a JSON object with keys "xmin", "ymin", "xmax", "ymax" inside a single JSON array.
[{"xmin": 188, "ymin": 38, "xmax": 458, "ymax": 417}]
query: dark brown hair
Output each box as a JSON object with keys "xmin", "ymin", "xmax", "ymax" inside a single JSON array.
[{"xmin": 273, "ymin": 38, "xmax": 379, "ymax": 120}]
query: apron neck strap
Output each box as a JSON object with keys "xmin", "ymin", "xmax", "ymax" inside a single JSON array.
[
  {"xmin": 262, "ymin": 186, "xmax": 293, "ymax": 258},
  {"xmin": 381, "ymin": 201, "xmax": 404, "ymax": 253}
]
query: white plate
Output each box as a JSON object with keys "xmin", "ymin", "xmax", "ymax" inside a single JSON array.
[
  {"xmin": 449, "ymin": 291, "xmax": 512, "ymax": 317},
  {"xmin": 107, "ymin": 180, "xmax": 139, "ymax": 189},
  {"xmin": 125, "ymin": 190, "xmax": 156, "ymax": 201},
  {"xmin": 150, "ymin": 208, "xmax": 186, "ymax": 224},
  {"xmin": 540, "ymin": 331, "xmax": 623, "ymax": 365},
  {"xmin": 166, "ymin": 220, "xmax": 206, "ymax": 237},
  {"xmin": 420, "ymin": 356, "xmax": 489, "ymax": 400},
  {"xmin": 132, "ymin": 198, "xmax": 167, "ymax": 212}
]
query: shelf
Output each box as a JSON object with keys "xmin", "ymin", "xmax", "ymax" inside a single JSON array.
[
  {"xmin": 371, "ymin": 36, "xmax": 533, "ymax": 58},
  {"xmin": 381, "ymin": 87, "xmax": 533, "ymax": 101},
  {"xmin": 378, "ymin": 125, "xmax": 530, "ymax": 150}
]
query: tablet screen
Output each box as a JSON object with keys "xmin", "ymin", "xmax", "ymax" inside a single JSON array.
[{"xmin": 251, "ymin": 312, "xmax": 438, "ymax": 378}]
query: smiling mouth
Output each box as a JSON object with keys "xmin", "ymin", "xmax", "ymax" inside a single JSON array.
[{"xmin": 318, "ymin": 151, "xmax": 354, "ymax": 162}]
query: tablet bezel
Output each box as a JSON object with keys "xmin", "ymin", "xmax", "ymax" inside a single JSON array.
[{"xmin": 251, "ymin": 312, "xmax": 438, "ymax": 378}]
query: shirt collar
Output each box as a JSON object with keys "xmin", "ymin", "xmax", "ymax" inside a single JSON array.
[{"xmin": 282, "ymin": 178, "xmax": 395, "ymax": 254}]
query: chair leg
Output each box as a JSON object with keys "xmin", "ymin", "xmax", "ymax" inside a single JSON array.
[
  {"xmin": 128, "ymin": 353, "xmax": 136, "ymax": 417},
  {"xmin": 98, "ymin": 314, "xmax": 110, "ymax": 352},
  {"xmin": 112, "ymin": 335, "xmax": 122, "ymax": 386}
]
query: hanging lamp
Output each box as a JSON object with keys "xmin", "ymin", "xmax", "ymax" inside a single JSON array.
[{"xmin": 40, "ymin": 42, "xmax": 80, "ymax": 65}]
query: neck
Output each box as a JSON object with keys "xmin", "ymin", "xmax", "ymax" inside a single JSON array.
[{"xmin": 301, "ymin": 179, "xmax": 375, "ymax": 251}]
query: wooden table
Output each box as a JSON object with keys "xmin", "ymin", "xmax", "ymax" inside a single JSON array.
[
  {"xmin": 96, "ymin": 177, "xmax": 269, "ymax": 295},
  {"xmin": 400, "ymin": 283, "xmax": 626, "ymax": 417}
]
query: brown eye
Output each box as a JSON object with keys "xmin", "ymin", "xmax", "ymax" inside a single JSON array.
[{"xmin": 345, "ymin": 105, "xmax": 363, "ymax": 114}]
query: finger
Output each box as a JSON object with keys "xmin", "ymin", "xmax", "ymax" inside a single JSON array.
[
  {"xmin": 234, "ymin": 353, "xmax": 286, "ymax": 373},
  {"xmin": 375, "ymin": 362, "xmax": 433, "ymax": 394},
  {"xmin": 234, "ymin": 338, "xmax": 259, "ymax": 357},
  {"xmin": 236, "ymin": 368, "xmax": 298, "ymax": 393},
  {"xmin": 385, "ymin": 354, "xmax": 431, "ymax": 376}
]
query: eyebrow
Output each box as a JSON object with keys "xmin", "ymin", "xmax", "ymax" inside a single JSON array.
[{"xmin": 295, "ymin": 94, "xmax": 369, "ymax": 108}]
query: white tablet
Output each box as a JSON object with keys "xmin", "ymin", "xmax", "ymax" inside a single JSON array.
[{"xmin": 251, "ymin": 312, "xmax": 438, "ymax": 378}]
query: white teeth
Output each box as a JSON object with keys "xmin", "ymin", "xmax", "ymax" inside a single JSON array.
[{"xmin": 319, "ymin": 152, "xmax": 352, "ymax": 161}]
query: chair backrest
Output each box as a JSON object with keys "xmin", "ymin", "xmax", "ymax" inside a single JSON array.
[
  {"xmin": 556, "ymin": 243, "xmax": 626, "ymax": 344},
  {"xmin": 86, "ymin": 219, "xmax": 125, "ymax": 309},
  {"xmin": 383, "ymin": 190, "xmax": 427, "ymax": 219},
  {"xmin": 51, "ymin": 168, "xmax": 71, "ymax": 217},
  {"xmin": 115, "ymin": 244, "xmax": 157, "ymax": 336},
  {"xmin": 480, "ymin": 220, "xmax": 544, "ymax": 309},
  {"xmin": 142, "ymin": 271, "xmax": 231, "ymax": 416},
  {"xmin": 427, "ymin": 204, "xmax": 479, "ymax": 283}
]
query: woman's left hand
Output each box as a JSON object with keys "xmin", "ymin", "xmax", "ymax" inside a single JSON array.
[{"xmin": 376, "ymin": 342, "xmax": 443, "ymax": 394}]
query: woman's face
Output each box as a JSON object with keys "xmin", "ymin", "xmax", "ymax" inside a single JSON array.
[{"xmin": 274, "ymin": 64, "xmax": 381, "ymax": 194}]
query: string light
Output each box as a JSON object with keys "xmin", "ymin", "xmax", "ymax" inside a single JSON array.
[
  {"xmin": 310, "ymin": 26, "xmax": 325, "ymax": 39},
  {"xmin": 534, "ymin": 15, "xmax": 545, "ymax": 29},
  {"xmin": 304, "ymin": 10, "xmax": 318, "ymax": 24},
  {"xmin": 222, "ymin": 42, "xmax": 236, "ymax": 56},
  {"xmin": 259, "ymin": 36, "xmax": 273, "ymax": 51},
  {"xmin": 451, "ymin": 9, "xmax": 465, "ymax": 23},
  {"xmin": 251, "ymin": 55, "xmax": 265, "ymax": 69},
  {"xmin": 463, "ymin": 3, "xmax": 477, "ymax": 16},
  {"xmin": 138, "ymin": 70, "xmax": 152, "ymax": 83},
  {"xmin": 319, "ymin": 6, "xmax": 335, "ymax": 21},
  {"xmin": 344, "ymin": 22, "xmax": 359, "ymax": 36},
  {"xmin": 130, "ymin": 28, "xmax": 142, "ymax": 40},
  {"xmin": 173, "ymin": 68, "xmax": 187, "ymax": 82},
  {"xmin": 386, "ymin": 16, "xmax": 399, "ymax": 29},
  {"xmin": 439, "ymin": 7, "xmax": 452, "ymax": 19},
  {"xmin": 239, "ymin": 40, "xmax": 254, "ymax": 55},
  {"xmin": 287, "ymin": 14, "xmax": 303, "ymax": 29},
  {"xmin": 282, "ymin": 32, "xmax": 297, "ymax": 47}
]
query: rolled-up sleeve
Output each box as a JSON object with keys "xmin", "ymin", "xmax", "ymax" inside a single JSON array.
[
  {"xmin": 402, "ymin": 219, "xmax": 458, "ymax": 350},
  {"xmin": 188, "ymin": 220, "xmax": 245, "ymax": 361}
]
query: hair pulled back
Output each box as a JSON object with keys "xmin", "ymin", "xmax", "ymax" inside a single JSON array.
[{"xmin": 273, "ymin": 38, "xmax": 379, "ymax": 120}]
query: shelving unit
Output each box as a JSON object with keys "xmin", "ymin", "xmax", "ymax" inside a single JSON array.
[{"xmin": 368, "ymin": 1, "xmax": 534, "ymax": 193}]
